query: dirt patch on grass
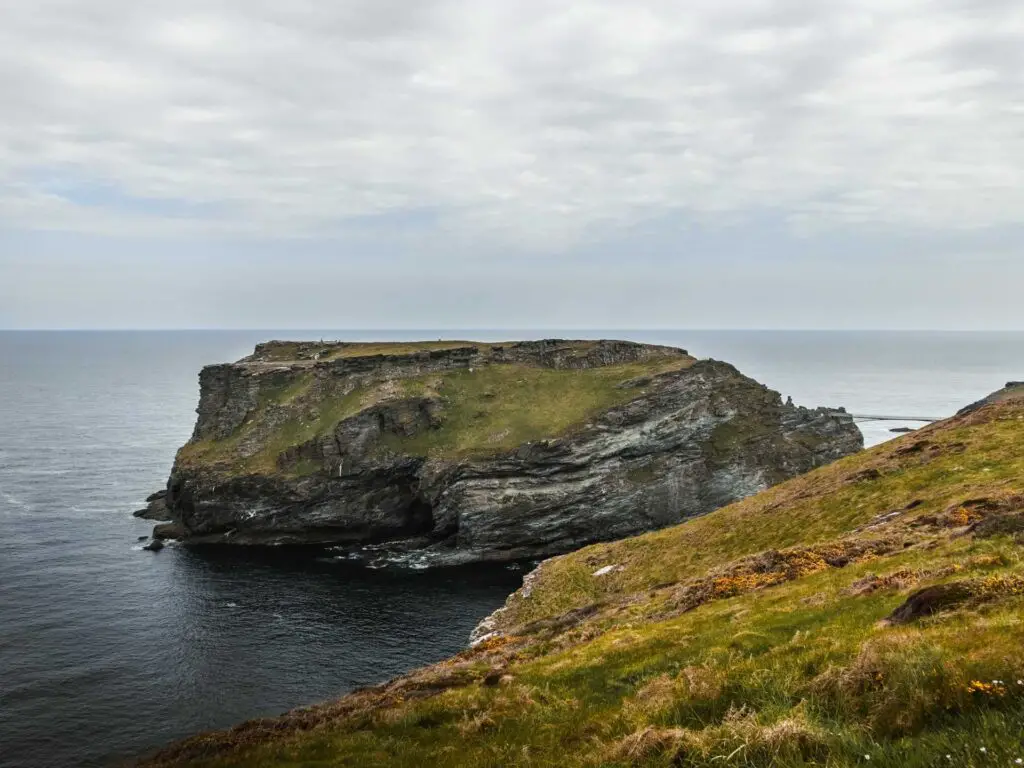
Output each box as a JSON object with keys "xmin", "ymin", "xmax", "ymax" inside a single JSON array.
[
  {"xmin": 887, "ymin": 574, "xmax": 1024, "ymax": 624},
  {"xmin": 846, "ymin": 567, "xmax": 923, "ymax": 597},
  {"xmin": 910, "ymin": 494, "xmax": 1024, "ymax": 532},
  {"xmin": 886, "ymin": 582, "xmax": 978, "ymax": 624},
  {"xmin": 650, "ymin": 536, "xmax": 910, "ymax": 620}
]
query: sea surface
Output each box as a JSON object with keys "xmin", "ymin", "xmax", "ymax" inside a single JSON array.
[{"xmin": 1, "ymin": 330, "xmax": 1022, "ymax": 767}]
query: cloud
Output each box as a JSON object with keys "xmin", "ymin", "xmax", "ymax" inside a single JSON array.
[{"xmin": 1, "ymin": 0, "xmax": 1023, "ymax": 247}]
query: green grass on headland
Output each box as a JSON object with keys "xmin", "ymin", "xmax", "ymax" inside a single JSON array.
[
  {"xmin": 245, "ymin": 340, "xmax": 492, "ymax": 363},
  {"xmin": 177, "ymin": 352, "xmax": 693, "ymax": 475},
  {"xmin": 380, "ymin": 358, "xmax": 692, "ymax": 459},
  {"xmin": 143, "ymin": 392, "xmax": 1024, "ymax": 767}
]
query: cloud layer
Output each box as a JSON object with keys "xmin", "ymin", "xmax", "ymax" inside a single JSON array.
[{"xmin": 2, "ymin": 0, "xmax": 1022, "ymax": 247}]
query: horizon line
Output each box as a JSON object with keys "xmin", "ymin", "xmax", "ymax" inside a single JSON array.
[{"xmin": 2, "ymin": 327, "xmax": 1023, "ymax": 334}]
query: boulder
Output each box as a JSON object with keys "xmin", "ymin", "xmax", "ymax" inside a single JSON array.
[
  {"xmin": 153, "ymin": 522, "xmax": 187, "ymax": 541},
  {"xmin": 133, "ymin": 495, "xmax": 173, "ymax": 521}
]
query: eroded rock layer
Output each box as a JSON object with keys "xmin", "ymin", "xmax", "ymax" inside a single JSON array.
[{"xmin": 140, "ymin": 339, "xmax": 863, "ymax": 564}]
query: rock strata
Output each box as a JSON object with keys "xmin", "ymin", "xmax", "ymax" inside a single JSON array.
[{"xmin": 142, "ymin": 339, "xmax": 863, "ymax": 565}]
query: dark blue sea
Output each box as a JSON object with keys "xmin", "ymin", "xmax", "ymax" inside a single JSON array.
[{"xmin": 1, "ymin": 330, "xmax": 1022, "ymax": 767}]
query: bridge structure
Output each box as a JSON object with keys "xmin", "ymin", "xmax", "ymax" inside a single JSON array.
[{"xmin": 828, "ymin": 411, "xmax": 945, "ymax": 424}]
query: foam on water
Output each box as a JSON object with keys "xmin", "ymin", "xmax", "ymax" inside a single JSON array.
[{"xmin": 0, "ymin": 487, "xmax": 31, "ymax": 511}]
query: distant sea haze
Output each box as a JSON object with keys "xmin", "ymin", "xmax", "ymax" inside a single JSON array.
[{"xmin": 0, "ymin": 330, "xmax": 1021, "ymax": 767}]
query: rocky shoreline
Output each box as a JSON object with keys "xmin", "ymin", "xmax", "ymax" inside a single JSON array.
[{"xmin": 138, "ymin": 339, "xmax": 863, "ymax": 566}]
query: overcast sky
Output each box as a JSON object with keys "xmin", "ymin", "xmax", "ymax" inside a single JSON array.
[{"xmin": 1, "ymin": 0, "xmax": 1022, "ymax": 329}]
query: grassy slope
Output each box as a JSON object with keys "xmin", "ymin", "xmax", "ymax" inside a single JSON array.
[
  {"xmin": 381, "ymin": 358, "xmax": 691, "ymax": 459},
  {"xmin": 143, "ymin": 392, "xmax": 1024, "ymax": 768},
  {"xmin": 178, "ymin": 352, "xmax": 693, "ymax": 474},
  {"xmin": 497, "ymin": 394, "xmax": 1024, "ymax": 628},
  {"xmin": 176, "ymin": 373, "xmax": 376, "ymax": 475}
]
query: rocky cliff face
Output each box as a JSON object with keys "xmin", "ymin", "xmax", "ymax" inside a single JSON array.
[{"xmin": 140, "ymin": 339, "xmax": 863, "ymax": 565}]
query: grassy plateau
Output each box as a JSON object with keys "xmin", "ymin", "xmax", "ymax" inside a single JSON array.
[
  {"xmin": 176, "ymin": 342, "xmax": 694, "ymax": 475},
  {"xmin": 142, "ymin": 387, "xmax": 1024, "ymax": 767}
]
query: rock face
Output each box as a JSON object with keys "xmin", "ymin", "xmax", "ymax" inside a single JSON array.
[
  {"xmin": 957, "ymin": 380, "xmax": 1024, "ymax": 416},
  {"xmin": 143, "ymin": 339, "xmax": 863, "ymax": 565}
]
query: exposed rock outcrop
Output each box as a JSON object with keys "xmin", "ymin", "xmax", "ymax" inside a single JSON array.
[
  {"xmin": 133, "ymin": 490, "xmax": 171, "ymax": 521},
  {"xmin": 957, "ymin": 380, "xmax": 1024, "ymax": 416},
  {"xmin": 143, "ymin": 339, "xmax": 863, "ymax": 565}
]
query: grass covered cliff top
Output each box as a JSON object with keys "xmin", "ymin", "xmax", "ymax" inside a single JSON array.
[
  {"xmin": 239, "ymin": 340, "xmax": 495, "ymax": 364},
  {"xmin": 144, "ymin": 387, "xmax": 1024, "ymax": 767},
  {"xmin": 237, "ymin": 339, "xmax": 682, "ymax": 366},
  {"xmin": 177, "ymin": 340, "xmax": 695, "ymax": 474}
]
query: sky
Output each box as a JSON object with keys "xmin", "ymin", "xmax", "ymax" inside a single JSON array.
[{"xmin": 0, "ymin": 0, "xmax": 1022, "ymax": 330}]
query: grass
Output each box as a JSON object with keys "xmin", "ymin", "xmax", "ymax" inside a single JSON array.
[
  {"xmin": 247, "ymin": 341, "xmax": 491, "ymax": 363},
  {"xmin": 176, "ymin": 373, "xmax": 379, "ymax": 475},
  {"xmin": 141, "ymin": 392, "xmax": 1024, "ymax": 767},
  {"xmin": 380, "ymin": 359, "xmax": 691, "ymax": 460},
  {"xmin": 324, "ymin": 342, "xmax": 488, "ymax": 360},
  {"xmin": 177, "ymin": 354, "xmax": 693, "ymax": 475},
  {"xmin": 499, "ymin": 402, "xmax": 1024, "ymax": 628},
  {"xmin": 249, "ymin": 340, "xmax": 636, "ymax": 363}
]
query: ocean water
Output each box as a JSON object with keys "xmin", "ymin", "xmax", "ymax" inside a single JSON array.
[{"xmin": 1, "ymin": 330, "xmax": 1021, "ymax": 768}]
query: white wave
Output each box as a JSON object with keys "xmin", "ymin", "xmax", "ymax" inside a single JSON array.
[
  {"xmin": 3, "ymin": 468, "xmax": 72, "ymax": 477},
  {"xmin": 0, "ymin": 488, "xmax": 31, "ymax": 510},
  {"xmin": 364, "ymin": 551, "xmax": 436, "ymax": 570}
]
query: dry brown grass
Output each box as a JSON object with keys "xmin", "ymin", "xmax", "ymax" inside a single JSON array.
[
  {"xmin": 611, "ymin": 708, "xmax": 830, "ymax": 766},
  {"xmin": 609, "ymin": 726, "xmax": 686, "ymax": 763}
]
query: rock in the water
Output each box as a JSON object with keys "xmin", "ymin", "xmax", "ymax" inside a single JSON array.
[
  {"xmin": 143, "ymin": 539, "xmax": 165, "ymax": 552},
  {"xmin": 143, "ymin": 339, "xmax": 864, "ymax": 565},
  {"xmin": 890, "ymin": 427, "xmax": 916, "ymax": 434},
  {"xmin": 153, "ymin": 522, "xmax": 186, "ymax": 541},
  {"xmin": 133, "ymin": 495, "xmax": 173, "ymax": 521}
]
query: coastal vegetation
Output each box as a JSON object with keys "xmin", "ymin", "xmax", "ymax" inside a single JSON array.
[
  {"xmin": 241, "ymin": 340, "xmax": 495, "ymax": 363},
  {"xmin": 142, "ymin": 388, "xmax": 1024, "ymax": 766},
  {"xmin": 176, "ymin": 343, "xmax": 694, "ymax": 474},
  {"xmin": 378, "ymin": 358, "xmax": 693, "ymax": 459}
]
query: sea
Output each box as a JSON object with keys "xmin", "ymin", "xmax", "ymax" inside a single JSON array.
[{"xmin": 1, "ymin": 330, "xmax": 1022, "ymax": 768}]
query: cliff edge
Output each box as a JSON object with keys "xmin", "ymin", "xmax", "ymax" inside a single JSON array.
[
  {"xmin": 140, "ymin": 385, "xmax": 1024, "ymax": 768},
  {"xmin": 139, "ymin": 339, "xmax": 862, "ymax": 565}
]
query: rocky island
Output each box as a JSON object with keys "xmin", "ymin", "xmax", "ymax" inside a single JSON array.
[{"xmin": 139, "ymin": 339, "xmax": 863, "ymax": 565}]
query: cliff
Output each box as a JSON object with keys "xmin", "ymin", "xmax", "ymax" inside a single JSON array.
[
  {"xmin": 140, "ymin": 339, "xmax": 863, "ymax": 565},
  {"xmin": 140, "ymin": 385, "xmax": 1024, "ymax": 768}
]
